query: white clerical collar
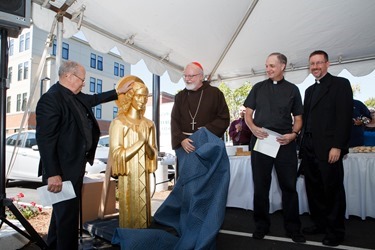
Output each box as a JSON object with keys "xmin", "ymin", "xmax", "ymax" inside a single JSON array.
[{"xmin": 315, "ymin": 79, "xmax": 321, "ymax": 84}]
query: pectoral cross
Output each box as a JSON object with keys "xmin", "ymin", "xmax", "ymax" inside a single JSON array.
[{"xmin": 191, "ymin": 118, "xmax": 197, "ymax": 130}]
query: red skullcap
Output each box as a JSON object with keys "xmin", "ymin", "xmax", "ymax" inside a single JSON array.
[{"xmin": 192, "ymin": 62, "xmax": 203, "ymax": 71}]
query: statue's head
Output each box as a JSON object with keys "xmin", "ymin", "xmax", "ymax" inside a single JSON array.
[{"xmin": 116, "ymin": 75, "xmax": 149, "ymax": 115}]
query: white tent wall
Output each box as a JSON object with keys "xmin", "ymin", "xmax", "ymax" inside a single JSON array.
[{"xmin": 31, "ymin": 0, "xmax": 375, "ymax": 88}]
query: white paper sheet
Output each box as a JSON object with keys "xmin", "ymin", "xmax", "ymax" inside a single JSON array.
[
  {"xmin": 37, "ymin": 181, "xmax": 76, "ymax": 206},
  {"xmin": 253, "ymin": 128, "xmax": 281, "ymax": 158}
]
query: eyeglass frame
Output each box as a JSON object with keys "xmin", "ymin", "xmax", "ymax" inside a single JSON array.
[
  {"xmin": 182, "ymin": 73, "xmax": 201, "ymax": 79},
  {"xmin": 72, "ymin": 73, "xmax": 85, "ymax": 83},
  {"xmin": 309, "ymin": 61, "xmax": 327, "ymax": 67}
]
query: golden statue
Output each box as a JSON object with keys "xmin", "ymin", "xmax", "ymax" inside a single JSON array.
[{"xmin": 109, "ymin": 76, "xmax": 158, "ymax": 228}]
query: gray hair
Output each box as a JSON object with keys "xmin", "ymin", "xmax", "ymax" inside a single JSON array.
[
  {"xmin": 58, "ymin": 61, "xmax": 81, "ymax": 76},
  {"xmin": 268, "ymin": 52, "xmax": 287, "ymax": 66}
]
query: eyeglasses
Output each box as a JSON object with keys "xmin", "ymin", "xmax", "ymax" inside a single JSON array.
[
  {"xmin": 182, "ymin": 74, "xmax": 200, "ymax": 79},
  {"xmin": 309, "ymin": 61, "xmax": 327, "ymax": 67},
  {"xmin": 73, "ymin": 74, "xmax": 85, "ymax": 83}
]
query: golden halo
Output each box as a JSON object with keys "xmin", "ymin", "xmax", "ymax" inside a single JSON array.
[{"xmin": 115, "ymin": 75, "xmax": 145, "ymax": 107}]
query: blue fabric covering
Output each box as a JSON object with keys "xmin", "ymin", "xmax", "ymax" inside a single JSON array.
[{"xmin": 111, "ymin": 128, "xmax": 230, "ymax": 249}]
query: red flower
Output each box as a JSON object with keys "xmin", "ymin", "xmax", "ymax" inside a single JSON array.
[
  {"xmin": 18, "ymin": 193, "xmax": 25, "ymax": 198},
  {"xmin": 38, "ymin": 207, "xmax": 43, "ymax": 212},
  {"xmin": 30, "ymin": 202, "xmax": 36, "ymax": 206}
]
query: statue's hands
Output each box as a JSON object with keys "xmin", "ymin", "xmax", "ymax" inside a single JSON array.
[
  {"xmin": 137, "ymin": 131, "xmax": 146, "ymax": 144},
  {"xmin": 137, "ymin": 126, "xmax": 149, "ymax": 144}
]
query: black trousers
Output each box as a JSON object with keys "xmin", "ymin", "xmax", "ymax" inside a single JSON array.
[
  {"xmin": 47, "ymin": 177, "xmax": 84, "ymax": 250},
  {"xmin": 300, "ymin": 135, "xmax": 346, "ymax": 238},
  {"xmin": 251, "ymin": 138, "xmax": 301, "ymax": 233}
]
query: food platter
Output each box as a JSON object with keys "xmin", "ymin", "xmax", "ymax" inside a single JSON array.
[{"xmin": 349, "ymin": 146, "xmax": 375, "ymax": 153}]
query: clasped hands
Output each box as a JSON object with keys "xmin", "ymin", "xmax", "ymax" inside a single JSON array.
[{"xmin": 235, "ymin": 123, "xmax": 242, "ymax": 132}]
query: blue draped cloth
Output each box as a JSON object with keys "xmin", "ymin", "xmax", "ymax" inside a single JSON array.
[{"xmin": 112, "ymin": 128, "xmax": 230, "ymax": 249}]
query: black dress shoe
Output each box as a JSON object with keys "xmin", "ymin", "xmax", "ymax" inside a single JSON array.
[
  {"xmin": 302, "ymin": 225, "xmax": 325, "ymax": 235},
  {"xmin": 286, "ymin": 232, "xmax": 306, "ymax": 243},
  {"xmin": 252, "ymin": 230, "xmax": 268, "ymax": 240},
  {"xmin": 322, "ymin": 235, "xmax": 344, "ymax": 247}
]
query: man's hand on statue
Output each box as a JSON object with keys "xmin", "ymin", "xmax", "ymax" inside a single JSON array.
[
  {"xmin": 181, "ymin": 138, "xmax": 195, "ymax": 153},
  {"xmin": 47, "ymin": 175, "xmax": 63, "ymax": 193},
  {"xmin": 117, "ymin": 80, "xmax": 134, "ymax": 95}
]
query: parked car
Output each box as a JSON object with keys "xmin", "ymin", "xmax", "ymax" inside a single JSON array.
[
  {"xmin": 5, "ymin": 130, "xmax": 109, "ymax": 183},
  {"xmin": 98, "ymin": 135, "xmax": 109, "ymax": 147}
]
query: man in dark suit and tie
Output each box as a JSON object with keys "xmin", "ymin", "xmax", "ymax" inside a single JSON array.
[
  {"xmin": 36, "ymin": 61, "xmax": 132, "ymax": 249},
  {"xmin": 299, "ymin": 50, "xmax": 353, "ymax": 247}
]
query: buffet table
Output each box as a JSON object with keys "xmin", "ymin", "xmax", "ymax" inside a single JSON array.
[
  {"xmin": 343, "ymin": 153, "xmax": 375, "ymax": 219},
  {"xmin": 226, "ymin": 153, "xmax": 375, "ymax": 219}
]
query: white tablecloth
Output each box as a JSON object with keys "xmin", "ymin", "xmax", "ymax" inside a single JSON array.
[
  {"xmin": 343, "ymin": 153, "xmax": 375, "ymax": 219},
  {"xmin": 226, "ymin": 154, "xmax": 375, "ymax": 219}
]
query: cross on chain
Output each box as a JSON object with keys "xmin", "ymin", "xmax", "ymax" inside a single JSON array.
[{"xmin": 191, "ymin": 118, "xmax": 197, "ymax": 130}]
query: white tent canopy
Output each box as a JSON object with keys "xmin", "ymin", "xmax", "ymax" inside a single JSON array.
[{"xmin": 31, "ymin": 0, "xmax": 375, "ymax": 87}]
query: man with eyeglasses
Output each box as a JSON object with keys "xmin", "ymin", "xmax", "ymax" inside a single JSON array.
[
  {"xmin": 154, "ymin": 62, "xmax": 230, "ymax": 248},
  {"xmin": 299, "ymin": 50, "xmax": 353, "ymax": 247},
  {"xmin": 170, "ymin": 62, "xmax": 230, "ymax": 151},
  {"xmin": 35, "ymin": 60, "xmax": 133, "ymax": 249}
]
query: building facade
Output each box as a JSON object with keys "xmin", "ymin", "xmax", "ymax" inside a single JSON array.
[{"xmin": 6, "ymin": 25, "xmax": 131, "ymax": 135}]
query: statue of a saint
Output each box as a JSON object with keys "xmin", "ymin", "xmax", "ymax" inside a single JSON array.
[{"xmin": 109, "ymin": 76, "xmax": 158, "ymax": 228}]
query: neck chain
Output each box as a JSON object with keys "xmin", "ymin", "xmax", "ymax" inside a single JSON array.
[{"xmin": 188, "ymin": 90, "xmax": 204, "ymax": 130}]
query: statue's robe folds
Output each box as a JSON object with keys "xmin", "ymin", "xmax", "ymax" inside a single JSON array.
[
  {"xmin": 112, "ymin": 128, "xmax": 230, "ymax": 250},
  {"xmin": 110, "ymin": 117, "xmax": 157, "ymax": 228}
]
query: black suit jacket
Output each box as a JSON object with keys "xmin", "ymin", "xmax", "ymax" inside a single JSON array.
[
  {"xmin": 302, "ymin": 73, "xmax": 353, "ymax": 161},
  {"xmin": 36, "ymin": 82, "xmax": 118, "ymax": 185}
]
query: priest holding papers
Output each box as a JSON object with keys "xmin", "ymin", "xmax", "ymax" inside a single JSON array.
[{"xmin": 244, "ymin": 52, "xmax": 305, "ymax": 243}]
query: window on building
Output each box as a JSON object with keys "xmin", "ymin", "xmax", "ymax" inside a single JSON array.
[
  {"xmin": 9, "ymin": 39, "xmax": 14, "ymax": 56},
  {"xmin": 16, "ymin": 94, "xmax": 21, "ymax": 111},
  {"xmin": 113, "ymin": 107, "xmax": 118, "ymax": 119},
  {"xmin": 19, "ymin": 34, "xmax": 25, "ymax": 52},
  {"xmin": 8, "ymin": 67, "xmax": 12, "ymax": 84},
  {"xmin": 97, "ymin": 79, "xmax": 102, "ymax": 93},
  {"xmin": 21, "ymin": 93, "xmax": 27, "ymax": 111},
  {"xmin": 114, "ymin": 62, "xmax": 119, "ymax": 76},
  {"xmin": 23, "ymin": 62, "xmax": 29, "ymax": 80},
  {"xmin": 96, "ymin": 105, "xmax": 102, "ymax": 119},
  {"xmin": 62, "ymin": 42, "xmax": 69, "ymax": 59},
  {"xmin": 52, "ymin": 40, "xmax": 69, "ymax": 59},
  {"xmin": 97, "ymin": 56, "xmax": 103, "ymax": 71},
  {"xmin": 6, "ymin": 96, "xmax": 11, "ymax": 113},
  {"xmin": 90, "ymin": 53, "xmax": 96, "ymax": 68},
  {"xmin": 52, "ymin": 40, "xmax": 56, "ymax": 55},
  {"xmin": 120, "ymin": 64, "xmax": 125, "ymax": 77},
  {"xmin": 90, "ymin": 77, "xmax": 96, "ymax": 92},
  {"xmin": 18, "ymin": 63, "xmax": 23, "ymax": 81},
  {"xmin": 25, "ymin": 32, "xmax": 30, "ymax": 50}
]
